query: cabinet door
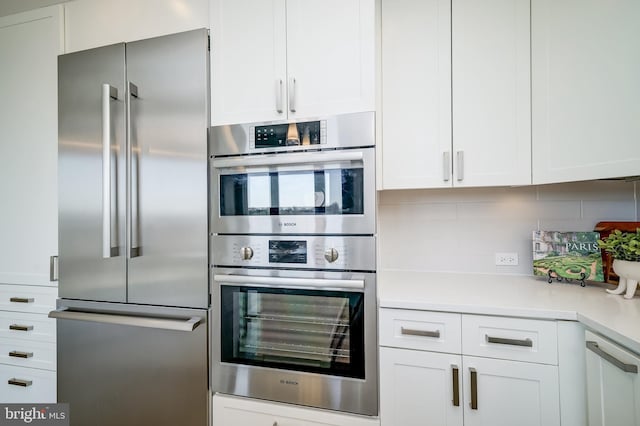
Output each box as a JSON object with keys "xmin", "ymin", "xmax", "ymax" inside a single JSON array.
[
  {"xmin": 585, "ymin": 331, "xmax": 640, "ymax": 426},
  {"xmin": 286, "ymin": 0, "xmax": 375, "ymax": 119},
  {"xmin": 380, "ymin": 347, "xmax": 463, "ymax": 426},
  {"xmin": 532, "ymin": 0, "xmax": 640, "ymax": 184},
  {"xmin": 210, "ymin": 0, "xmax": 287, "ymax": 125},
  {"xmin": 381, "ymin": 0, "xmax": 452, "ymax": 189},
  {"xmin": 452, "ymin": 0, "xmax": 531, "ymax": 187},
  {"xmin": 0, "ymin": 6, "xmax": 62, "ymax": 286},
  {"xmin": 463, "ymin": 356, "xmax": 560, "ymax": 426},
  {"xmin": 64, "ymin": 0, "xmax": 209, "ymax": 53}
]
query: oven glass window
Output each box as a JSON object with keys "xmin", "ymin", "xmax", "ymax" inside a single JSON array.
[
  {"xmin": 220, "ymin": 286, "xmax": 365, "ymax": 379},
  {"xmin": 219, "ymin": 168, "xmax": 364, "ymax": 216}
]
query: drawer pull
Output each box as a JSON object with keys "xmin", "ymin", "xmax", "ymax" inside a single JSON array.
[
  {"xmin": 9, "ymin": 297, "xmax": 34, "ymax": 303},
  {"xmin": 401, "ymin": 327, "xmax": 440, "ymax": 338},
  {"xmin": 9, "ymin": 324, "xmax": 34, "ymax": 331},
  {"xmin": 486, "ymin": 335, "xmax": 533, "ymax": 347},
  {"xmin": 452, "ymin": 364, "xmax": 460, "ymax": 407},
  {"xmin": 8, "ymin": 378, "xmax": 32, "ymax": 387},
  {"xmin": 587, "ymin": 341, "xmax": 638, "ymax": 374},
  {"xmin": 9, "ymin": 351, "xmax": 34, "ymax": 359},
  {"xmin": 469, "ymin": 367, "xmax": 478, "ymax": 410}
]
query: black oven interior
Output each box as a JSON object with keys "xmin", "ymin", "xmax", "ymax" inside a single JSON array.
[{"xmin": 220, "ymin": 285, "xmax": 365, "ymax": 379}]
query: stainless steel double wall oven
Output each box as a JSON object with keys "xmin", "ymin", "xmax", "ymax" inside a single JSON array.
[{"xmin": 210, "ymin": 112, "xmax": 377, "ymax": 416}]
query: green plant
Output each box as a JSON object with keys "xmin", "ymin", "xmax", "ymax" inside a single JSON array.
[{"xmin": 598, "ymin": 229, "xmax": 640, "ymax": 262}]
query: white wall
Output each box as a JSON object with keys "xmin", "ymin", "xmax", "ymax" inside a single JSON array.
[{"xmin": 378, "ymin": 180, "xmax": 639, "ymax": 275}]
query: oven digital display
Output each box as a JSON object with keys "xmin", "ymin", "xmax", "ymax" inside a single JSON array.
[
  {"xmin": 269, "ymin": 240, "xmax": 307, "ymax": 264},
  {"xmin": 255, "ymin": 121, "xmax": 322, "ymax": 149}
]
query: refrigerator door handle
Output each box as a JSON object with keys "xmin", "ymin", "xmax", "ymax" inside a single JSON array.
[
  {"xmin": 127, "ymin": 82, "xmax": 142, "ymax": 258},
  {"xmin": 48, "ymin": 309, "xmax": 201, "ymax": 332},
  {"xmin": 102, "ymin": 84, "xmax": 119, "ymax": 258}
]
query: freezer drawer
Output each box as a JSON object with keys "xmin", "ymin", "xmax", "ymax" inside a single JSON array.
[{"xmin": 53, "ymin": 301, "xmax": 209, "ymax": 426}]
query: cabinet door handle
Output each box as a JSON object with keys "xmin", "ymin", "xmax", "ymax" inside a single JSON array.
[
  {"xmin": 486, "ymin": 335, "xmax": 533, "ymax": 347},
  {"xmin": 8, "ymin": 378, "xmax": 32, "ymax": 387},
  {"xmin": 9, "ymin": 351, "xmax": 34, "ymax": 359},
  {"xmin": 443, "ymin": 151, "xmax": 451, "ymax": 182},
  {"xmin": 276, "ymin": 79, "xmax": 284, "ymax": 113},
  {"xmin": 289, "ymin": 77, "xmax": 297, "ymax": 113},
  {"xmin": 469, "ymin": 367, "xmax": 478, "ymax": 410},
  {"xmin": 452, "ymin": 364, "xmax": 460, "ymax": 407},
  {"xmin": 10, "ymin": 297, "xmax": 34, "ymax": 304},
  {"xmin": 400, "ymin": 327, "xmax": 440, "ymax": 338},
  {"xmin": 456, "ymin": 150, "xmax": 464, "ymax": 181},
  {"xmin": 9, "ymin": 324, "xmax": 34, "ymax": 332},
  {"xmin": 586, "ymin": 341, "xmax": 638, "ymax": 374},
  {"xmin": 49, "ymin": 255, "xmax": 58, "ymax": 282}
]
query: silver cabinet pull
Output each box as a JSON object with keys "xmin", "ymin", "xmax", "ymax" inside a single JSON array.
[
  {"xmin": 289, "ymin": 77, "xmax": 297, "ymax": 113},
  {"xmin": 486, "ymin": 335, "xmax": 533, "ymax": 347},
  {"xmin": 276, "ymin": 79, "xmax": 284, "ymax": 113},
  {"xmin": 587, "ymin": 341, "xmax": 638, "ymax": 374},
  {"xmin": 456, "ymin": 150, "xmax": 464, "ymax": 181},
  {"xmin": 49, "ymin": 255, "xmax": 58, "ymax": 282},
  {"xmin": 102, "ymin": 84, "xmax": 119, "ymax": 259},
  {"xmin": 400, "ymin": 327, "xmax": 440, "ymax": 338},
  {"xmin": 8, "ymin": 378, "xmax": 32, "ymax": 387},
  {"xmin": 452, "ymin": 364, "xmax": 460, "ymax": 407},
  {"xmin": 443, "ymin": 151, "xmax": 451, "ymax": 182},
  {"xmin": 128, "ymin": 81, "xmax": 141, "ymax": 258},
  {"xmin": 9, "ymin": 351, "xmax": 33, "ymax": 359},
  {"xmin": 9, "ymin": 324, "xmax": 33, "ymax": 332},
  {"xmin": 469, "ymin": 367, "xmax": 478, "ymax": 410},
  {"xmin": 10, "ymin": 297, "xmax": 34, "ymax": 303},
  {"xmin": 49, "ymin": 309, "xmax": 202, "ymax": 332}
]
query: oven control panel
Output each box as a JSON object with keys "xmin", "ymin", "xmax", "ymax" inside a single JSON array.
[{"xmin": 211, "ymin": 235, "xmax": 375, "ymax": 272}]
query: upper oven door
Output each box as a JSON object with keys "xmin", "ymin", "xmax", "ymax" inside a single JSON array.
[{"xmin": 211, "ymin": 148, "xmax": 375, "ymax": 235}]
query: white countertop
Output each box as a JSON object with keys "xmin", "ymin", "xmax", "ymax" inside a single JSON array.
[{"xmin": 378, "ymin": 270, "xmax": 640, "ymax": 354}]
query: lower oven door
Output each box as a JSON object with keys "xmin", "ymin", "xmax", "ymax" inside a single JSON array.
[{"xmin": 211, "ymin": 269, "xmax": 378, "ymax": 416}]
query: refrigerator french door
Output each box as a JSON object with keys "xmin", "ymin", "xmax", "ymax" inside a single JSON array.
[{"xmin": 54, "ymin": 29, "xmax": 209, "ymax": 426}]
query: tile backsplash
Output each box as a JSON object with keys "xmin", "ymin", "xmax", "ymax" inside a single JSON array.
[{"xmin": 377, "ymin": 180, "xmax": 639, "ymax": 275}]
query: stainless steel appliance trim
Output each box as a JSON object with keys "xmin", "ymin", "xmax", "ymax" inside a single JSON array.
[
  {"xmin": 102, "ymin": 83, "xmax": 118, "ymax": 259},
  {"xmin": 486, "ymin": 335, "xmax": 533, "ymax": 347},
  {"xmin": 49, "ymin": 309, "xmax": 201, "ymax": 332},
  {"xmin": 401, "ymin": 327, "xmax": 440, "ymax": 338},
  {"xmin": 213, "ymin": 150, "xmax": 363, "ymax": 169},
  {"xmin": 586, "ymin": 340, "xmax": 638, "ymax": 374},
  {"xmin": 128, "ymin": 81, "xmax": 141, "ymax": 259},
  {"xmin": 213, "ymin": 274, "xmax": 364, "ymax": 290}
]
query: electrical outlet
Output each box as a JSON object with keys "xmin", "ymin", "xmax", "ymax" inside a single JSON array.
[{"xmin": 495, "ymin": 252, "xmax": 519, "ymax": 266}]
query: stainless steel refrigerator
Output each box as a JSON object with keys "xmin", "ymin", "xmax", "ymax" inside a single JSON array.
[{"xmin": 51, "ymin": 29, "xmax": 209, "ymax": 426}]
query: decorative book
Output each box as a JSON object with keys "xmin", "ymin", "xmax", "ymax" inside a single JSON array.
[{"xmin": 532, "ymin": 231, "xmax": 604, "ymax": 282}]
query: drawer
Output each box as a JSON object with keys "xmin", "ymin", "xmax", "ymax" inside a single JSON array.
[
  {"xmin": 462, "ymin": 314, "xmax": 558, "ymax": 365},
  {"xmin": 0, "ymin": 311, "xmax": 56, "ymax": 343},
  {"xmin": 0, "ymin": 338, "xmax": 56, "ymax": 371},
  {"xmin": 0, "ymin": 363, "xmax": 56, "ymax": 403},
  {"xmin": 0, "ymin": 284, "xmax": 57, "ymax": 314},
  {"xmin": 379, "ymin": 308, "xmax": 462, "ymax": 354}
]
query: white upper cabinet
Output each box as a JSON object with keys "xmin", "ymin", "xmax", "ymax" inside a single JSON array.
[
  {"xmin": 381, "ymin": 0, "xmax": 451, "ymax": 189},
  {"xmin": 452, "ymin": 0, "xmax": 531, "ymax": 187},
  {"xmin": 0, "ymin": 6, "xmax": 63, "ymax": 286},
  {"xmin": 532, "ymin": 0, "xmax": 640, "ymax": 184},
  {"xmin": 210, "ymin": 0, "xmax": 375, "ymax": 125},
  {"xmin": 381, "ymin": 0, "xmax": 531, "ymax": 189},
  {"xmin": 64, "ymin": 0, "xmax": 209, "ymax": 53}
]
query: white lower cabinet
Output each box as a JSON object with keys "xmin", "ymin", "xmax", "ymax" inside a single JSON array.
[
  {"xmin": 212, "ymin": 394, "xmax": 380, "ymax": 426},
  {"xmin": 379, "ymin": 309, "xmax": 561, "ymax": 426},
  {"xmin": 585, "ymin": 330, "xmax": 640, "ymax": 426}
]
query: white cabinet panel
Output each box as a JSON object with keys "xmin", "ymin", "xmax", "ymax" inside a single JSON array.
[
  {"xmin": 380, "ymin": 347, "xmax": 463, "ymax": 426},
  {"xmin": 452, "ymin": 0, "xmax": 531, "ymax": 186},
  {"xmin": 585, "ymin": 330, "xmax": 640, "ymax": 426},
  {"xmin": 0, "ymin": 285, "xmax": 57, "ymax": 315},
  {"xmin": 532, "ymin": 0, "xmax": 640, "ymax": 184},
  {"xmin": 0, "ymin": 364, "xmax": 56, "ymax": 403},
  {"xmin": 65, "ymin": 0, "xmax": 209, "ymax": 53},
  {"xmin": 0, "ymin": 6, "xmax": 62, "ymax": 287},
  {"xmin": 379, "ymin": 309, "xmax": 461, "ymax": 354},
  {"xmin": 0, "ymin": 311, "xmax": 56, "ymax": 343}
]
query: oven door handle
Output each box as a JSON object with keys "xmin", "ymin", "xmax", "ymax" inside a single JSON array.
[
  {"xmin": 213, "ymin": 274, "xmax": 364, "ymax": 290},
  {"xmin": 212, "ymin": 150, "xmax": 364, "ymax": 169}
]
